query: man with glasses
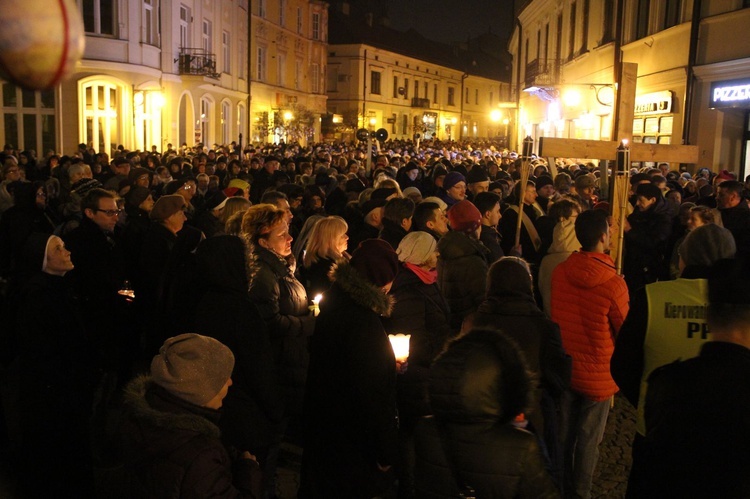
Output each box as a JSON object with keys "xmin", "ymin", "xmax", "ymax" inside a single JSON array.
[{"xmin": 63, "ymin": 188, "xmax": 132, "ymax": 382}]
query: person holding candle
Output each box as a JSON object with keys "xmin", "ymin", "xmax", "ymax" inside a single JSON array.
[
  {"xmin": 384, "ymin": 230, "xmax": 454, "ymax": 499},
  {"xmin": 302, "ymin": 239, "xmax": 400, "ymax": 498}
]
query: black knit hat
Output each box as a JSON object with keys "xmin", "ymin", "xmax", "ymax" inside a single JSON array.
[{"xmin": 349, "ymin": 239, "xmax": 400, "ymax": 287}]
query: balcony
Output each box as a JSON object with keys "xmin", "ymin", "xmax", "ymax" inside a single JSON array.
[
  {"xmin": 177, "ymin": 48, "xmax": 219, "ymax": 78},
  {"xmin": 524, "ymin": 59, "xmax": 563, "ymax": 88},
  {"xmin": 411, "ymin": 98, "xmax": 430, "ymax": 108}
]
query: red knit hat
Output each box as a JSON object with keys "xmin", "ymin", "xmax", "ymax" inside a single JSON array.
[
  {"xmin": 447, "ymin": 200, "xmax": 482, "ymax": 233},
  {"xmin": 717, "ymin": 169, "xmax": 737, "ymax": 181},
  {"xmin": 349, "ymin": 239, "xmax": 400, "ymax": 287}
]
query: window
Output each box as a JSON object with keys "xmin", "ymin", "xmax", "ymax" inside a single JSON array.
[
  {"xmin": 433, "ymin": 84, "xmax": 438, "ymax": 104},
  {"xmin": 297, "ymin": 60, "xmax": 304, "ymax": 91},
  {"xmin": 202, "ymin": 19, "xmax": 212, "ymax": 53},
  {"xmin": 256, "ymin": 46, "xmax": 267, "ymax": 81},
  {"xmin": 402, "ymin": 114, "xmax": 408, "ymax": 135},
  {"xmin": 311, "ymin": 64, "xmax": 320, "ymax": 93},
  {"xmin": 393, "ymin": 76, "xmax": 398, "ymax": 98},
  {"xmin": 490, "ymin": 91, "xmax": 493, "ymax": 105},
  {"xmin": 475, "ymin": 88, "xmax": 479, "ymax": 105},
  {"xmin": 237, "ymin": 103, "xmax": 246, "ymax": 142},
  {"xmin": 424, "ymin": 81, "xmax": 428, "ymax": 100},
  {"xmin": 81, "ymin": 80, "xmax": 121, "ymax": 155},
  {"xmin": 179, "ymin": 5, "xmax": 191, "ymax": 48},
  {"xmin": 222, "ymin": 101, "xmax": 231, "ymax": 145},
  {"xmin": 312, "ymin": 12, "xmax": 320, "ymax": 40},
  {"xmin": 404, "ymin": 78, "xmax": 409, "ymax": 99},
  {"xmin": 80, "ymin": 0, "xmax": 116, "ymax": 36},
  {"xmin": 663, "ymin": 0, "xmax": 682, "ymax": 29},
  {"xmin": 279, "ymin": 0, "xmax": 286, "ymax": 26},
  {"xmin": 544, "ymin": 23, "xmax": 549, "ymax": 60},
  {"xmin": 1, "ymin": 83, "xmax": 56, "ymax": 153},
  {"xmin": 258, "ymin": 0, "xmax": 266, "ymax": 18},
  {"xmin": 448, "ymin": 87, "xmax": 455, "ymax": 106},
  {"xmin": 200, "ymin": 97, "xmax": 212, "ymax": 146},
  {"xmin": 465, "ymin": 87, "xmax": 469, "ymax": 104},
  {"xmin": 277, "ymin": 53, "xmax": 286, "ymax": 86},
  {"xmin": 222, "ymin": 31, "xmax": 231, "ymax": 74},
  {"xmin": 414, "ymin": 79, "xmax": 419, "ymax": 98},
  {"xmin": 602, "ymin": 0, "xmax": 614, "ymax": 43},
  {"xmin": 370, "ymin": 70, "xmax": 381, "ymax": 95},
  {"xmin": 569, "ymin": 1, "xmax": 576, "ymax": 59},
  {"xmin": 143, "ymin": 0, "xmax": 159, "ymax": 46},
  {"xmin": 297, "ymin": 7, "xmax": 303, "ymax": 33},
  {"xmin": 581, "ymin": 0, "xmax": 589, "ymax": 52}
]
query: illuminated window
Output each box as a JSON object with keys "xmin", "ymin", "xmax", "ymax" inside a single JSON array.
[
  {"xmin": 79, "ymin": 0, "xmax": 116, "ymax": 36},
  {"xmin": 200, "ymin": 97, "xmax": 213, "ymax": 146},
  {"xmin": 1, "ymin": 84, "xmax": 56, "ymax": 153},
  {"xmin": 222, "ymin": 101, "xmax": 231, "ymax": 145},
  {"xmin": 80, "ymin": 79, "xmax": 122, "ymax": 155}
]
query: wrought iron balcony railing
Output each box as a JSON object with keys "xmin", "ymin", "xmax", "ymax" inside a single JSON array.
[
  {"xmin": 176, "ymin": 48, "xmax": 219, "ymax": 78},
  {"xmin": 524, "ymin": 59, "xmax": 563, "ymax": 88},
  {"xmin": 411, "ymin": 97, "xmax": 430, "ymax": 108}
]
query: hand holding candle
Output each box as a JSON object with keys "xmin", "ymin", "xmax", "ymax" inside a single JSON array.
[
  {"xmin": 309, "ymin": 294, "xmax": 323, "ymax": 317},
  {"xmin": 388, "ymin": 334, "xmax": 411, "ymax": 363}
]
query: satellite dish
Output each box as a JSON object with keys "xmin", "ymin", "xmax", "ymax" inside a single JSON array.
[
  {"xmin": 356, "ymin": 128, "xmax": 370, "ymax": 141},
  {"xmin": 375, "ymin": 128, "xmax": 389, "ymax": 142}
]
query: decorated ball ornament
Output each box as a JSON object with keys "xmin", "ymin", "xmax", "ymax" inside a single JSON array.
[{"xmin": 0, "ymin": 0, "xmax": 85, "ymax": 90}]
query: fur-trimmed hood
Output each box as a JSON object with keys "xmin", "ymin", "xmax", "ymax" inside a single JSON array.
[
  {"xmin": 123, "ymin": 374, "xmax": 221, "ymax": 439},
  {"xmin": 329, "ymin": 261, "xmax": 394, "ymax": 316}
]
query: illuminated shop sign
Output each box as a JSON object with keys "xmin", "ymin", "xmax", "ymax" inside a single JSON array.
[
  {"xmin": 710, "ymin": 78, "xmax": 750, "ymax": 109},
  {"xmin": 634, "ymin": 91, "xmax": 673, "ymax": 115}
]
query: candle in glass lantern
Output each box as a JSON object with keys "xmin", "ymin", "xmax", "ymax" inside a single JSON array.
[{"xmin": 388, "ymin": 334, "xmax": 411, "ymax": 363}]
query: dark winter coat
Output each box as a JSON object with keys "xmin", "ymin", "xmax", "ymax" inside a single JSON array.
[
  {"xmin": 379, "ymin": 218, "xmax": 409, "ymax": 250},
  {"xmin": 298, "ymin": 256, "xmax": 336, "ymax": 298},
  {"xmin": 479, "ymin": 223, "xmax": 505, "ymax": 265},
  {"xmin": 383, "ymin": 266, "xmax": 454, "ymax": 428},
  {"xmin": 302, "ymin": 262, "xmax": 398, "ymax": 498},
  {"xmin": 194, "ymin": 236, "xmax": 284, "ymax": 456},
  {"xmin": 437, "ymin": 230, "xmax": 489, "ymax": 329},
  {"xmin": 190, "ymin": 208, "xmax": 223, "ymax": 238},
  {"xmin": 121, "ymin": 376, "xmax": 260, "ymax": 499},
  {"xmin": 624, "ymin": 198, "xmax": 673, "ymax": 292},
  {"xmin": 414, "ymin": 329, "xmax": 560, "ymax": 498},
  {"xmin": 347, "ymin": 221, "xmax": 380, "ymax": 254},
  {"xmin": 499, "ymin": 202, "xmax": 543, "ymax": 264},
  {"xmin": 719, "ymin": 202, "xmax": 750, "ymax": 263},
  {"xmin": 470, "ymin": 292, "xmax": 572, "ymax": 434},
  {"xmin": 628, "ymin": 342, "xmax": 750, "ymax": 498},
  {"xmin": 248, "ymin": 247, "xmax": 313, "ymax": 414}
]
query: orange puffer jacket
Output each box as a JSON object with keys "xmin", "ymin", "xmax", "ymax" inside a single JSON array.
[{"xmin": 551, "ymin": 251, "xmax": 629, "ymax": 401}]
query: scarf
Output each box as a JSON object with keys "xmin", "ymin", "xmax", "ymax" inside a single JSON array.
[{"xmin": 405, "ymin": 262, "xmax": 437, "ymax": 285}]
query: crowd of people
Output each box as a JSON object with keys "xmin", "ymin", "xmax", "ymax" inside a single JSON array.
[{"xmin": 0, "ymin": 137, "xmax": 749, "ymax": 498}]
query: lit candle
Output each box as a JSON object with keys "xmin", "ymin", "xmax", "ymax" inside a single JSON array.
[
  {"xmin": 313, "ymin": 294, "xmax": 322, "ymax": 306},
  {"xmin": 309, "ymin": 294, "xmax": 323, "ymax": 317},
  {"xmin": 388, "ymin": 334, "xmax": 411, "ymax": 363}
]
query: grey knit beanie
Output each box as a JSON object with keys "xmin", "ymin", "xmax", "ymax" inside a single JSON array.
[
  {"xmin": 397, "ymin": 231, "xmax": 437, "ymax": 265},
  {"xmin": 679, "ymin": 224, "xmax": 736, "ymax": 268},
  {"xmin": 151, "ymin": 333, "xmax": 235, "ymax": 406}
]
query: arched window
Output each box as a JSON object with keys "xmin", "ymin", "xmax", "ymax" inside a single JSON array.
[
  {"xmin": 221, "ymin": 100, "xmax": 231, "ymax": 145},
  {"xmin": 80, "ymin": 79, "xmax": 124, "ymax": 155}
]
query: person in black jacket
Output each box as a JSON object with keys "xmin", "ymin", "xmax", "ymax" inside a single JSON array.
[
  {"xmin": 383, "ymin": 231, "xmax": 454, "ymax": 499},
  {"xmin": 466, "ymin": 257, "xmax": 571, "ymax": 485},
  {"xmin": 379, "ymin": 197, "xmax": 415, "ymax": 250},
  {"xmin": 474, "ymin": 191, "xmax": 505, "ymax": 265},
  {"xmin": 437, "ymin": 200, "xmax": 490, "ymax": 329},
  {"xmin": 623, "ymin": 183, "xmax": 673, "ymax": 293},
  {"xmin": 120, "ymin": 334, "xmax": 260, "ymax": 498},
  {"xmin": 193, "ymin": 235, "xmax": 284, "ymax": 496},
  {"xmin": 242, "ymin": 204, "xmax": 315, "ymax": 416},
  {"xmin": 413, "ymin": 328, "xmax": 560, "ymax": 498},
  {"xmin": 302, "ymin": 239, "xmax": 401, "ymax": 498}
]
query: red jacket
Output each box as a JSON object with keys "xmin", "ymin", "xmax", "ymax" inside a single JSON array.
[{"xmin": 551, "ymin": 251, "xmax": 629, "ymax": 401}]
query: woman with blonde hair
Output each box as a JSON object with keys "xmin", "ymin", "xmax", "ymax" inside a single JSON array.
[
  {"xmin": 298, "ymin": 215, "xmax": 350, "ymax": 297},
  {"xmin": 219, "ymin": 197, "xmax": 252, "ymax": 234}
]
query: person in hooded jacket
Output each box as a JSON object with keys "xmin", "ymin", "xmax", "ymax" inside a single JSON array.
[
  {"xmin": 242, "ymin": 204, "xmax": 315, "ymax": 416},
  {"xmin": 466, "ymin": 257, "xmax": 571, "ymax": 486},
  {"xmin": 193, "ymin": 235, "xmax": 285, "ymax": 495},
  {"xmin": 383, "ymin": 231, "xmax": 454, "ymax": 499},
  {"xmin": 623, "ymin": 183, "xmax": 673, "ymax": 293},
  {"xmin": 413, "ymin": 328, "xmax": 560, "ymax": 498},
  {"xmin": 301, "ymin": 239, "xmax": 401, "ymax": 498},
  {"xmin": 437, "ymin": 200, "xmax": 490, "ymax": 329}
]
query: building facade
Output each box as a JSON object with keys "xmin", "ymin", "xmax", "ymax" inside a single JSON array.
[
  {"xmin": 249, "ymin": 0, "xmax": 328, "ymax": 145},
  {"xmin": 1, "ymin": 0, "xmax": 330, "ymax": 157},
  {"xmin": 511, "ymin": 0, "xmax": 750, "ymax": 177}
]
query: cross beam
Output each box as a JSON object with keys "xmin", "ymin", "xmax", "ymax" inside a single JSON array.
[{"xmin": 538, "ymin": 137, "xmax": 699, "ymax": 164}]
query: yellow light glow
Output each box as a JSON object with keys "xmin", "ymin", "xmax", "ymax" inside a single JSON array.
[
  {"xmin": 563, "ymin": 89, "xmax": 582, "ymax": 107},
  {"xmin": 369, "ymin": 117, "xmax": 377, "ymax": 125},
  {"xmin": 450, "ymin": 117, "xmax": 457, "ymax": 125},
  {"xmin": 284, "ymin": 111, "xmax": 294, "ymax": 121},
  {"xmin": 502, "ymin": 118, "xmax": 509, "ymax": 125},
  {"xmin": 388, "ymin": 334, "xmax": 411, "ymax": 363},
  {"xmin": 490, "ymin": 109, "xmax": 502, "ymax": 122},
  {"xmin": 151, "ymin": 93, "xmax": 165, "ymax": 108}
]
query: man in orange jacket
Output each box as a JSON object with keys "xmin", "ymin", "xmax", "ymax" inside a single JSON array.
[{"xmin": 551, "ymin": 209, "xmax": 629, "ymax": 499}]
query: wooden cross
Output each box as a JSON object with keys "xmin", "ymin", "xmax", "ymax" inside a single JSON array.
[{"xmin": 536, "ymin": 63, "xmax": 699, "ymax": 269}]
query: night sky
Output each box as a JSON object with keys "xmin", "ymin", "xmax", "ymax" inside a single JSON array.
[{"xmin": 385, "ymin": 0, "xmax": 516, "ymax": 44}]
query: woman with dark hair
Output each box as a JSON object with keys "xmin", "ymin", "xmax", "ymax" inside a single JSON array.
[{"xmin": 414, "ymin": 328, "xmax": 560, "ymax": 498}]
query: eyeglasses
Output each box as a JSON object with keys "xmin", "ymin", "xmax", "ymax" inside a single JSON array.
[{"xmin": 94, "ymin": 208, "xmax": 123, "ymax": 217}]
